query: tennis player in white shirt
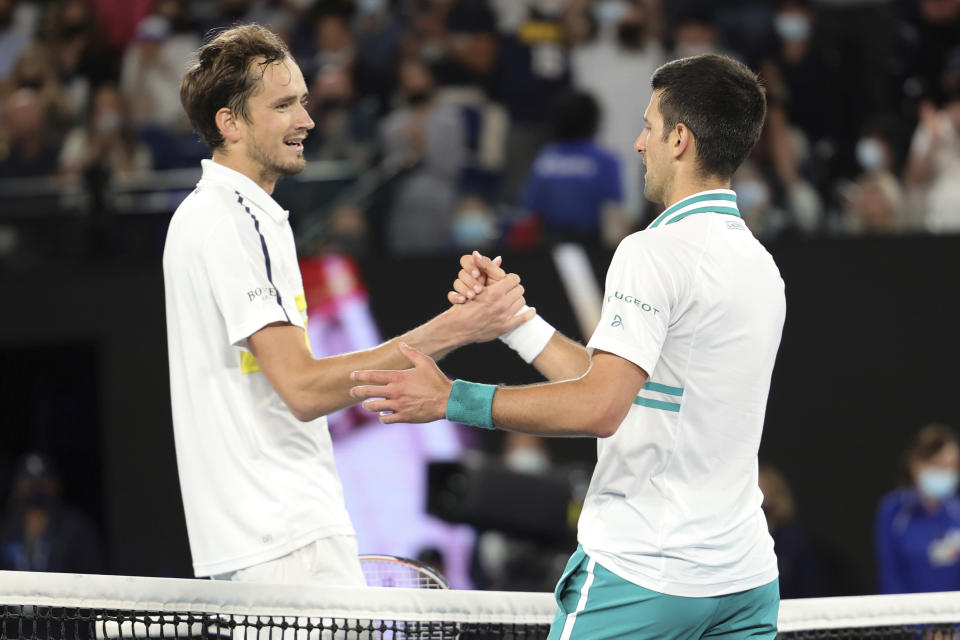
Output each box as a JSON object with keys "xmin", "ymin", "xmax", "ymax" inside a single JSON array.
[
  {"xmin": 164, "ymin": 24, "xmax": 530, "ymax": 586},
  {"xmin": 351, "ymin": 54, "xmax": 785, "ymax": 639}
]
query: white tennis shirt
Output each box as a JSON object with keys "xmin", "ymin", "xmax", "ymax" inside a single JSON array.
[
  {"xmin": 581, "ymin": 189, "xmax": 785, "ymax": 597},
  {"xmin": 163, "ymin": 160, "xmax": 354, "ymax": 577}
]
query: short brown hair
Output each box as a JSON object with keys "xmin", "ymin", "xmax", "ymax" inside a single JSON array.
[
  {"xmin": 900, "ymin": 423, "xmax": 959, "ymax": 484},
  {"xmin": 180, "ymin": 24, "xmax": 289, "ymax": 150}
]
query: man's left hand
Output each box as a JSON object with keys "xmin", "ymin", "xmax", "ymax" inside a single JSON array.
[{"xmin": 350, "ymin": 343, "xmax": 452, "ymax": 424}]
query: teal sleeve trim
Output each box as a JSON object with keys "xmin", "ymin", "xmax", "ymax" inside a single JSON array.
[
  {"xmin": 633, "ymin": 396, "xmax": 681, "ymax": 412},
  {"xmin": 446, "ymin": 380, "xmax": 497, "ymax": 430},
  {"xmin": 641, "ymin": 381, "xmax": 684, "ymax": 396}
]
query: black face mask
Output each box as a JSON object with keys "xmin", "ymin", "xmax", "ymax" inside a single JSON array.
[
  {"xmin": 617, "ymin": 23, "xmax": 646, "ymax": 49},
  {"xmin": 406, "ymin": 91, "xmax": 432, "ymax": 106},
  {"xmin": 320, "ymin": 98, "xmax": 348, "ymax": 112},
  {"xmin": 60, "ymin": 23, "xmax": 87, "ymax": 39},
  {"xmin": 18, "ymin": 78, "xmax": 44, "ymax": 90},
  {"xmin": 23, "ymin": 489, "xmax": 58, "ymax": 511}
]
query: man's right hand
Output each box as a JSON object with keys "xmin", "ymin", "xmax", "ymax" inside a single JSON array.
[{"xmin": 448, "ymin": 251, "xmax": 508, "ymax": 304}]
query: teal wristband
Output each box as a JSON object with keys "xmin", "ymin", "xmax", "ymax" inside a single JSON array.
[{"xmin": 445, "ymin": 380, "xmax": 497, "ymax": 430}]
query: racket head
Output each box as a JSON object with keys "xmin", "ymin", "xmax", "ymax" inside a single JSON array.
[{"xmin": 358, "ymin": 554, "xmax": 450, "ymax": 589}]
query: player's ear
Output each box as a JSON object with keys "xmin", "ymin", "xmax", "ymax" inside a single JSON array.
[
  {"xmin": 673, "ymin": 122, "xmax": 693, "ymax": 160},
  {"xmin": 215, "ymin": 107, "xmax": 242, "ymax": 145}
]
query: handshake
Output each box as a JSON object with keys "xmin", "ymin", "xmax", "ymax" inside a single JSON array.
[{"xmin": 348, "ymin": 251, "xmax": 556, "ymax": 426}]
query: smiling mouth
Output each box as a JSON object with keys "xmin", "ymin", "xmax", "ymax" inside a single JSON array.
[{"xmin": 284, "ymin": 138, "xmax": 305, "ymax": 151}]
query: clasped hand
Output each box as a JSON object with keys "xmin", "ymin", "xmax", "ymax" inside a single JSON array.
[{"xmin": 350, "ymin": 252, "xmax": 525, "ymax": 423}]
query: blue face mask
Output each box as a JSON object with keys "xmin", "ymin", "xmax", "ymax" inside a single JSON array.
[
  {"xmin": 856, "ymin": 138, "xmax": 885, "ymax": 171},
  {"xmin": 451, "ymin": 213, "xmax": 497, "ymax": 248},
  {"xmin": 774, "ymin": 14, "xmax": 811, "ymax": 43},
  {"xmin": 918, "ymin": 468, "xmax": 959, "ymax": 502}
]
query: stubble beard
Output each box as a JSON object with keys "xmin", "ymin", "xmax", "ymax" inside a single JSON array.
[{"xmin": 249, "ymin": 135, "xmax": 306, "ymax": 186}]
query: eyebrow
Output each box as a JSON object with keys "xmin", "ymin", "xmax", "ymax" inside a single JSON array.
[{"xmin": 270, "ymin": 93, "xmax": 308, "ymax": 106}]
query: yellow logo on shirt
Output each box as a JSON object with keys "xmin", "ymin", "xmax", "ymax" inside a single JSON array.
[{"xmin": 241, "ymin": 292, "xmax": 310, "ymax": 375}]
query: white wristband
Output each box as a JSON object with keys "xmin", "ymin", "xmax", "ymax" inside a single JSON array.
[{"xmin": 499, "ymin": 306, "xmax": 556, "ymax": 364}]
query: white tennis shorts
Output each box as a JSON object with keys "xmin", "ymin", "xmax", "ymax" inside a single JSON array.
[{"xmin": 213, "ymin": 535, "xmax": 366, "ymax": 586}]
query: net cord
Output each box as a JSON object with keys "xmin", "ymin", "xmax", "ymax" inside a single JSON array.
[
  {"xmin": 0, "ymin": 571, "xmax": 555, "ymax": 625},
  {"xmin": 5, "ymin": 571, "xmax": 960, "ymax": 633}
]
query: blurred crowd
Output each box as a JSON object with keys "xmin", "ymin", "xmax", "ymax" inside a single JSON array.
[{"xmin": 0, "ymin": 0, "xmax": 959, "ymax": 253}]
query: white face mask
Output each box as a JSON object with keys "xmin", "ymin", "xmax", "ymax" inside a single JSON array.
[
  {"xmin": 856, "ymin": 138, "xmax": 886, "ymax": 171},
  {"xmin": 95, "ymin": 109, "xmax": 121, "ymax": 135},
  {"xmin": 505, "ymin": 448, "xmax": 550, "ymax": 475},
  {"xmin": 918, "ymin": 468, "xmax": 959, "ymax": 502},
  {"xmin": 591, "ymin": 0, "xmax": 626, "ymax": 26},
  {"xmin": 774, "ymin": 13, "xmax": 812, "ymax": 42},
  {"xmin": 735, "ymin": 179, "xmax": 770, "ymax": 211}
]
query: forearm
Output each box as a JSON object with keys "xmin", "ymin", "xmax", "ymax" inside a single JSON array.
[
  {"xmin": 291, "ymin": 311, "xmax": 468, "ymax": 419},
  {"xmin": 490, "ymin": 374, "xmax": 624, "ymax": 438},
  {"xmin": 530, "ymin": 331, "xmax": 591, "ymax": 381}
]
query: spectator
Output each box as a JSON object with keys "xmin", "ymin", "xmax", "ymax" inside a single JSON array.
[
  {"xmin": 758, "ymin": 464, "xmax": 825, "ymax": 599},
  {"xmin": 840, "ymin": 170, "xmax": 905, "ymax": 235},
  {"xmin": 761, "ymin": 0, "xmax": 836, "ymax": 153},
  {"xmin": 59, "ymin": 83, "xmax": 152, "ymax": 183},
  {"xmin": 41, "ymin": 0, "xmax": 116, "ymax": 116},
  {"xmin": 0, "ymin": 453, "xmax": 103, "ymax": 573},
  {"xmin": 120, "ymin": 15, "xmax": 197, "ymax": 129},
  {"xmin": 733, "ymin": 161, "xmax": 791, "ymax": 241},
  {"xmin": 450, "ymin": 194, "xmax": 499, "ymax": 251},
  {"xmin": 3, "ymin": 44, "xmax": 74, "ymax": 129},
  {"xmin": 571, "ymin": 0, "xmax": 666, "ymax": 222},
  {"xmin": 379, "ymin": 59, "xmax": 466, "ymax": 254},
  {"xmin": 0, "ymin": 0, "xmax": 29, "ymax": 85},
  {"xmin": 0, "ymin": 89, "xmax": 62, "ymax": 178},
  {"xmin": 875, "ymin": 423, "xmax": 960, "ymax": 594},
  {"xmin": 897, "ymin": 0, "xmax": 960, "ymax": 106},
  {"xmin": 904, "ymin": 90, "xmax": 960, "ymax": 232},
  {"xmin": 492, "ymin": 0, "xmax": 572, "ymax": 203},
  {"xmin": 517, "ymin": 89, "xmax": 626, "ymax": 248},
  {"xmin": 304, "ymin": 63, "xmax": 377, "ymax": 166}
]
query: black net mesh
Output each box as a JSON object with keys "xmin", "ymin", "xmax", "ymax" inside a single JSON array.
[
  {"xmin": 0, "ymin": 605, "xmax": 550, "ymax": 640},
  {"xmin": 779, "ymin": 627, "xmax": 960, "ymax": 639}
]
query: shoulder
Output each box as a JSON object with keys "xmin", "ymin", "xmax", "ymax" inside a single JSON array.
[{"xmin": 877, "ymin": 488, "xmax": 915, "ymax": 522}]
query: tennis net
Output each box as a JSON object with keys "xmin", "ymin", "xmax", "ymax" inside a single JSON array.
[{"xmin": 4, "ymin": 570, "xmax": 960, "ymax": 639}]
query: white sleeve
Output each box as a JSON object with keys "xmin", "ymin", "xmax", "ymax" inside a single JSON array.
[
  {"xmin": 202, "ymin": 214, "xmax": 295, "ymax": 348},
  {"xmin": 586, "ymin": 234, "xmax": 680, "ymax": 377}
]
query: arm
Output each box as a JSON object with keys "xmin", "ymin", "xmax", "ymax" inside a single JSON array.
[
  {"xmin": 249, "ymin": 275, "xmax": 532, "ymax": 422},
  {"xmin": 350, "ymin": 344, "xmax": 647, "ymax": 438},
  {"xmin": 449, "ymin": 251, "xmax": 591, "ymax": 381}
]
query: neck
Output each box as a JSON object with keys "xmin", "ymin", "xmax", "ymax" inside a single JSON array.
[
  {"xmin": 662, "ymin": 173, "xmax": 731, "ymax": 210},
  {"xmin": 211, "ymin": 148, "xmax": 277, "ymax": 195}
]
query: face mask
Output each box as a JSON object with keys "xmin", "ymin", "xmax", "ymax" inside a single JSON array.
[
  {"xmin": 617, "ymin": 23, "xmax": 646, "ymax": 49},
  {"xmin": 774, "ymin": 14, "xmax": 811, "ymax": 42},
  {"xmin": 735, "ymin": 179, "xmax": 769, "ymax": 211},
  {"xmin": 451, "ymin": 213, "xmax": 496, "ymax": 247},
  {"xmin": 856, "ymin": 138, "xmax": 885, "ymax": 171},
  {"xmin": 357, "ymin": 0, "xmax": 384, "ymax": 15},
  {"xmin": 23, "ymin": 489, "xmax": 57, "ymax": 510},
  {"xmin": 96, "ymin": 109, "xmax": 121, "ymax": 135},
  {"xmin": 505, "ymin": 448, "xmax": 550, "ymax": 475},
  {"xmin": 406, "ymin": 90, "xmax": 432, "ymax": 107},
  {"xmin": 918, "ymin": 468, "xmax": 959, "ymax": 502},
  {"xmin": 591, "ymin": 0, "xmax": 626, "ymax": 26}
]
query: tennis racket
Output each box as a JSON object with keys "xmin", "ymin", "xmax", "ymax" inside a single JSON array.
[{"xmin": 358, "ymin": 554, "xmax": 450, "ymax": 589}]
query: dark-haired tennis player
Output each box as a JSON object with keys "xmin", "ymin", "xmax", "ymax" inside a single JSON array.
[
  {"xmin": 351, "ymin": 54, "xmax": 785, "ymax": 639},
  {"xmin": 163, "ymin": 24, "xmax": 529, "ymax": 586}
]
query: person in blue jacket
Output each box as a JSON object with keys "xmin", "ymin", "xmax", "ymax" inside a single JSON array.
[{"xmin": 875, "ymin": 423, "xmax": 960, "ymax": 593}]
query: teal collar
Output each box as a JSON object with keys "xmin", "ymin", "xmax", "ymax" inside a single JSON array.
[{"xmin": 648, "ymin": 189, "xmax": 740, "ymax": 229}]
